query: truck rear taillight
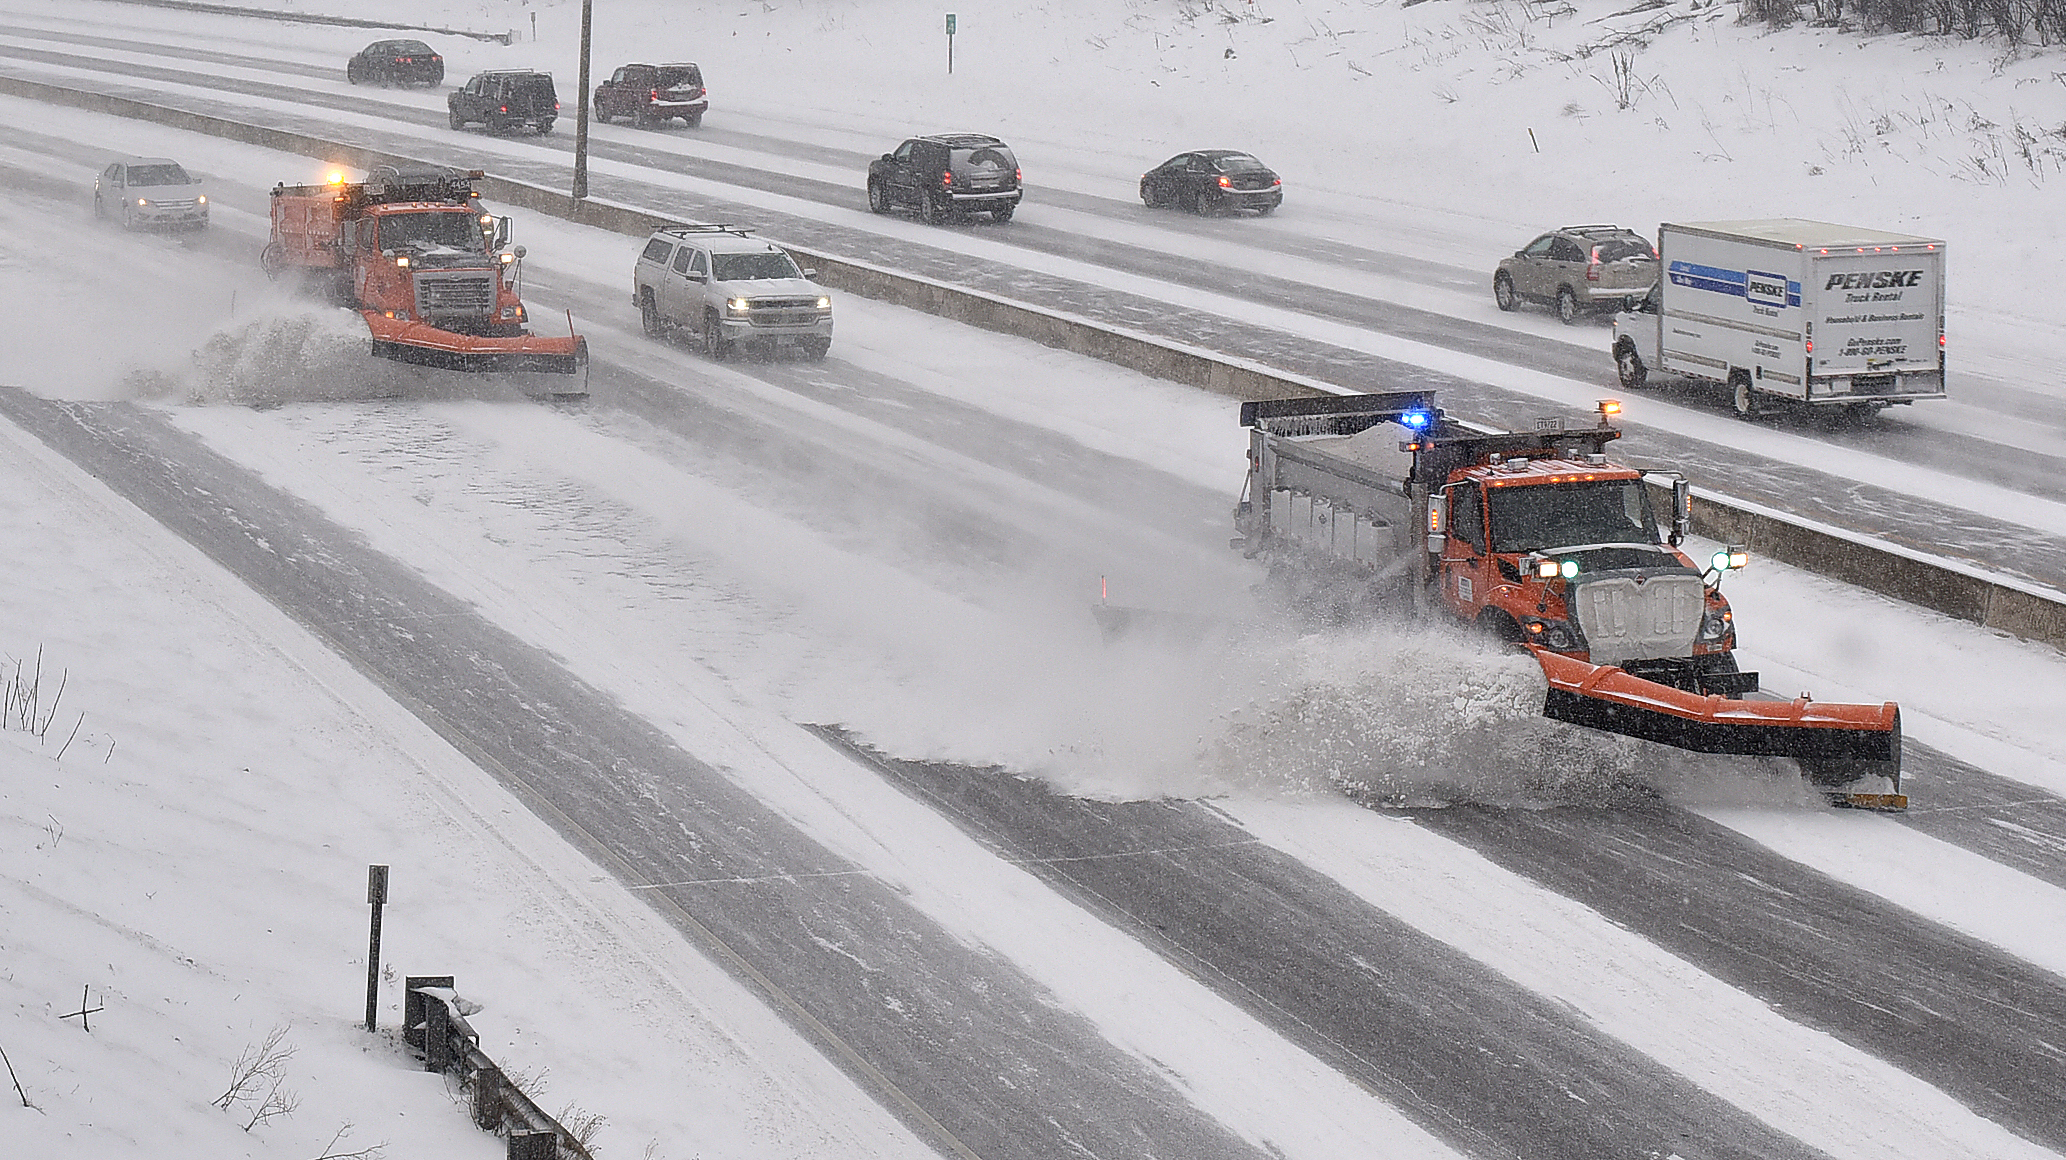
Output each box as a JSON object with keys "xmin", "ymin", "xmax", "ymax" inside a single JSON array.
[
  {"xmin": 650, "ymin": 89, "xmax": 660, "ymax": 101},
  {"xmin": 941, "ymin": 170, "xmax": 954, "ymax": 186},
  {"xmin": 1805, "ymin": 339, "xmax": 1812, "ymax": 354}
]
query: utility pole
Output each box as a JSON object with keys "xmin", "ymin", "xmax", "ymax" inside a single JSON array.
[{"xmin": 573, "ymin": 0, "xmax": 593, "ymax": 200}]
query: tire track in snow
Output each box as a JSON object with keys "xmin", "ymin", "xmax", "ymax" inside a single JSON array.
[
  {"xmin": 1410, "ymin": 800, "xmax": 2066, "ymax": 1153},
  {"xmin": 821, "ymin": 732, "xmax": 1837, "ymax": 1160}
]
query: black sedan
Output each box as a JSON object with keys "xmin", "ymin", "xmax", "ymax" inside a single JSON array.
[
  {"xmin": 1139, "ymin": 150, "xmax": 1282, "ymax": 216},
  {"xmin": 346, "ymin": 39, "xmax": 444, "ymax": 87}
]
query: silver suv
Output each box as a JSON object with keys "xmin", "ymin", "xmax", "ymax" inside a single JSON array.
[
  {"xmin": 632, "ymin": 226, "xmax": 833, "ymax": 360},
  {"xmin": 1494, "ymin": 225, "xmax": 1657, "ymax": 323}
]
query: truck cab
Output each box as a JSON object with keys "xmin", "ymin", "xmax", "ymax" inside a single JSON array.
[
  {"xmin": 348, "ymin": 201, "xmax": 528, "ymax": 336},
  {"xmin": 1434, "ymin": 455, "xmax": 1750, "ymax": 695}
]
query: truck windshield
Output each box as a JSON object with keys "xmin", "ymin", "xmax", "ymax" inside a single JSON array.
[
  {"xmin": 379, "ymin": 211, "xmax": 485, "ymax": 252},
  {"xmin": 711, "ymin": 251, "xmax": 801, "ymax": 281},
  {"xmin": 1488, "ymin": 479, "xmax": 1658, "ymax": 552}
]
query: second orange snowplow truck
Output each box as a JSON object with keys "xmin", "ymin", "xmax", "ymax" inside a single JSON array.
[
  {"xmin": 263, "ymin": 165, "xmax": 586, "ymax": 376},
  {"xmin": 1233, "ymin": 390, "xmax": 1905, "ymax": 809}
]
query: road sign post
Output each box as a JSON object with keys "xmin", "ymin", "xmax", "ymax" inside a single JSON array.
[
  {"xmin": 946, "ymin": 13, "xmax": 956, "ymax": 74},
  {"xmin": 364, "ymin": 864, "xmax": 389, "ymax": 1032}
]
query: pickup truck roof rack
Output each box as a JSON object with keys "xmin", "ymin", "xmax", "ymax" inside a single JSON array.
[{"xmin": 660, "ymin": 224, "xmax": 755, "ymax": 237}]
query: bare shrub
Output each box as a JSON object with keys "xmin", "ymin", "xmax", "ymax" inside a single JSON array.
[{"xmin": 215, "ymin": 1025, "xmax": 295, "ymax": 1111}]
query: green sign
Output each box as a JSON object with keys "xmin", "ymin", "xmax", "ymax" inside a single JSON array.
[{"xmin": 946, "ymin": 13, "xmax": 957, "ymax": 34}]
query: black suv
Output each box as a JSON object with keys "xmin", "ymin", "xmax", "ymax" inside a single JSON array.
[
  {"xmin": 448, "ymin": 71, "xmax": 559, "ymax": 134},
  {"xmin": 867, "ymin": 134, "xmax": 1021, "ymax": 224},
  {"xmin": 594, "ymin": 63, "xmax": 707, "ymax": 127},
  {"xmin": 347, "ymin": 39, "xmax": 443, "ymax": 87}
]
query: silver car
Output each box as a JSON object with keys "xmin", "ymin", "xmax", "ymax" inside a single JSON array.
[
  {"xmin": 94, "ymin": 157, "xmax": 208, "ymax": 231},
  {"xmin": 1494, "ymin": 225, "xmax": 1656, "ymax": 323}
]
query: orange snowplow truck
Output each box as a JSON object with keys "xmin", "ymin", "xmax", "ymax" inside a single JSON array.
[
  {"xmin": 263, "ymin": 165, "xmax": 587, "ymax": 376},
  {"xmin": 1233, "ymin": 391, "xmax": 1905, "ymax": 809}
]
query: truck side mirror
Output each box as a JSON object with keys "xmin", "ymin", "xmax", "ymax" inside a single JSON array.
[
  {"xmin": 493, "ymin": 216, "xmax": 512, "ymax": 248},
  {"xmin": 1670, "ymin": 477, "xmax": 1691, "ymax": 546},
  {"xmin": 1426, "ymin": 492, "xmax": 1449, "ymax": 554}
]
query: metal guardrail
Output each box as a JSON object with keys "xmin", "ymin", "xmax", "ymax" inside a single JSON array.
[
  {"xmin": 2, "ymin": 69, "xmax": 2061, "ymax": 654},
  {"xmin": 405, "ymin": 977, "xmax": 594, "ymax": 1160}
]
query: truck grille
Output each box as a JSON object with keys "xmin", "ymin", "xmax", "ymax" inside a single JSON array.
[
  {"xmin": 746, "ymin": 297, "xmax": 823, "ymax": 327},
  {"xmin": 414, "ymin": 271, "xmax": 496, "ymax": 319},
  {"xmin": 1569, "ymin": 572, "xmax": 1704, "ymax": 665}
]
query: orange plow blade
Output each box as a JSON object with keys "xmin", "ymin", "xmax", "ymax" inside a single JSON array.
[
  {"xmin": 1529, "ymin": 647, "xmax": 1905, "ymax": 807},
  {"xmin": 363, "ymin": 313, "xmax": 588, "ymax": 375}
]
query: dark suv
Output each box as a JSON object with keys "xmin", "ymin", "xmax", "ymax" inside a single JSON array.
[
  {"xmin": 448, "ymin": 71, "xmax": 559, "ymax": 134},
  {"xmin": 346, "ymin": 39, "xmax": 443, "ymax": 87},
  {"xmin": 867, "ymin": 134, "xmax": 1021, "ymax": 224},
  {"xmin": 594, "ymin": 63, "xmax": 707, "ymax": 127}
]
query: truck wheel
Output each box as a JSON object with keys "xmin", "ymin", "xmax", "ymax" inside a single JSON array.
[
  {"xmin": 1475, "ymin": 608, "xmax": 1525, "ymax": 645},
  {"xmin": 1493, "ymin": 272, "xmax": 1517, "ymax": 312},
  {"xmin": 702, "ymin": 311, "xmax": 732, "ymax": 360},
  {"xmin": 448, "ymin": 109, "xmax": 465, "ymax": 130},
  {"xmin": 867, "ymin": 180, "xmax": 890, "ymax": 214},
  {"xmin": 260, "ymin": 241, "xmax": 283, "ymax": 280},
  {"xmin": 685, "ymin": 112, "xmax": 703, "ymax": 128},
  {"xmin": 639, "ymin": 291, "xmax": 666, "ymax": 337},
  {"xmin": 921, "ymin": 191, "xmax": 949, "ymax": 225},
  {"xmin": 991, "ymin": 203, "xmax": 1015, "ymax": 223},
  {"xmin": 1555, "ymin": 286, "xmax": 1579, "ymax": 325},
  {"xmin": 1614, "ymin": 343, "xmax": 1647, "ymax": 390},
  {"xmin": 1730, "ymin": 371, "xmax": 1761, "ymax": 419},
  {"xmin": 804, "ymin": 338, "xmax": 831, "ymax": 361}
]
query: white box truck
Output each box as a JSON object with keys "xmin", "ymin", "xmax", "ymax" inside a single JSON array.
[{"xmin": 1610, "ymin": 219, "xmax": 1945, "ymax": 418}]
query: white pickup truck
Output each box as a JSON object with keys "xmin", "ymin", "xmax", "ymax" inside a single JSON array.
[
  {"xmin": 632, "ymin": 225, "xmax": 833, "ymax": 361},
  {"xmin": 1611, "ymin": 219, "xmax": 1946, "ymax": 418}
]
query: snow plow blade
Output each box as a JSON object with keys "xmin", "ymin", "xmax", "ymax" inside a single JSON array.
[
  {"xmin": 363, "ymin": 313, "xmax": 589, "ymax": 375},
  {"xmin": 1529, "ymin": 647, "xmax": 1905, "ymax": 808}
]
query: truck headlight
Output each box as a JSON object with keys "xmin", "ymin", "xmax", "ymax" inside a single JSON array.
[
  {"xmin": 1700, "ymin": 610, "xmax": 1733, "ymax": 641},
  {"xmin": 726, "ymin": 297, "xmax": 751, "ymax": 315},
  {"xmin": 1523, "ymin": 620, "xmax": 1575, "ymax": 651},
  {"xmin": 136, "ymin": 198, "xmax": 150, "ymax": 206},
  {"xmin": 816, "ymin": 296, "xmax": 832, "ymax": 311},
  {"xmin": 196, "ymin": 194, "xmax": 207, "ymax": 205},
  {"xmin": 499, "ymin": 305, "xmax": 519, "ymax": 319}
]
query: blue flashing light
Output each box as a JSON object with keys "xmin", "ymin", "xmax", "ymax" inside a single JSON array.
[{"xmin": 1399, "ymin": 408, "xmax": 1433, "ymax": 432}]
